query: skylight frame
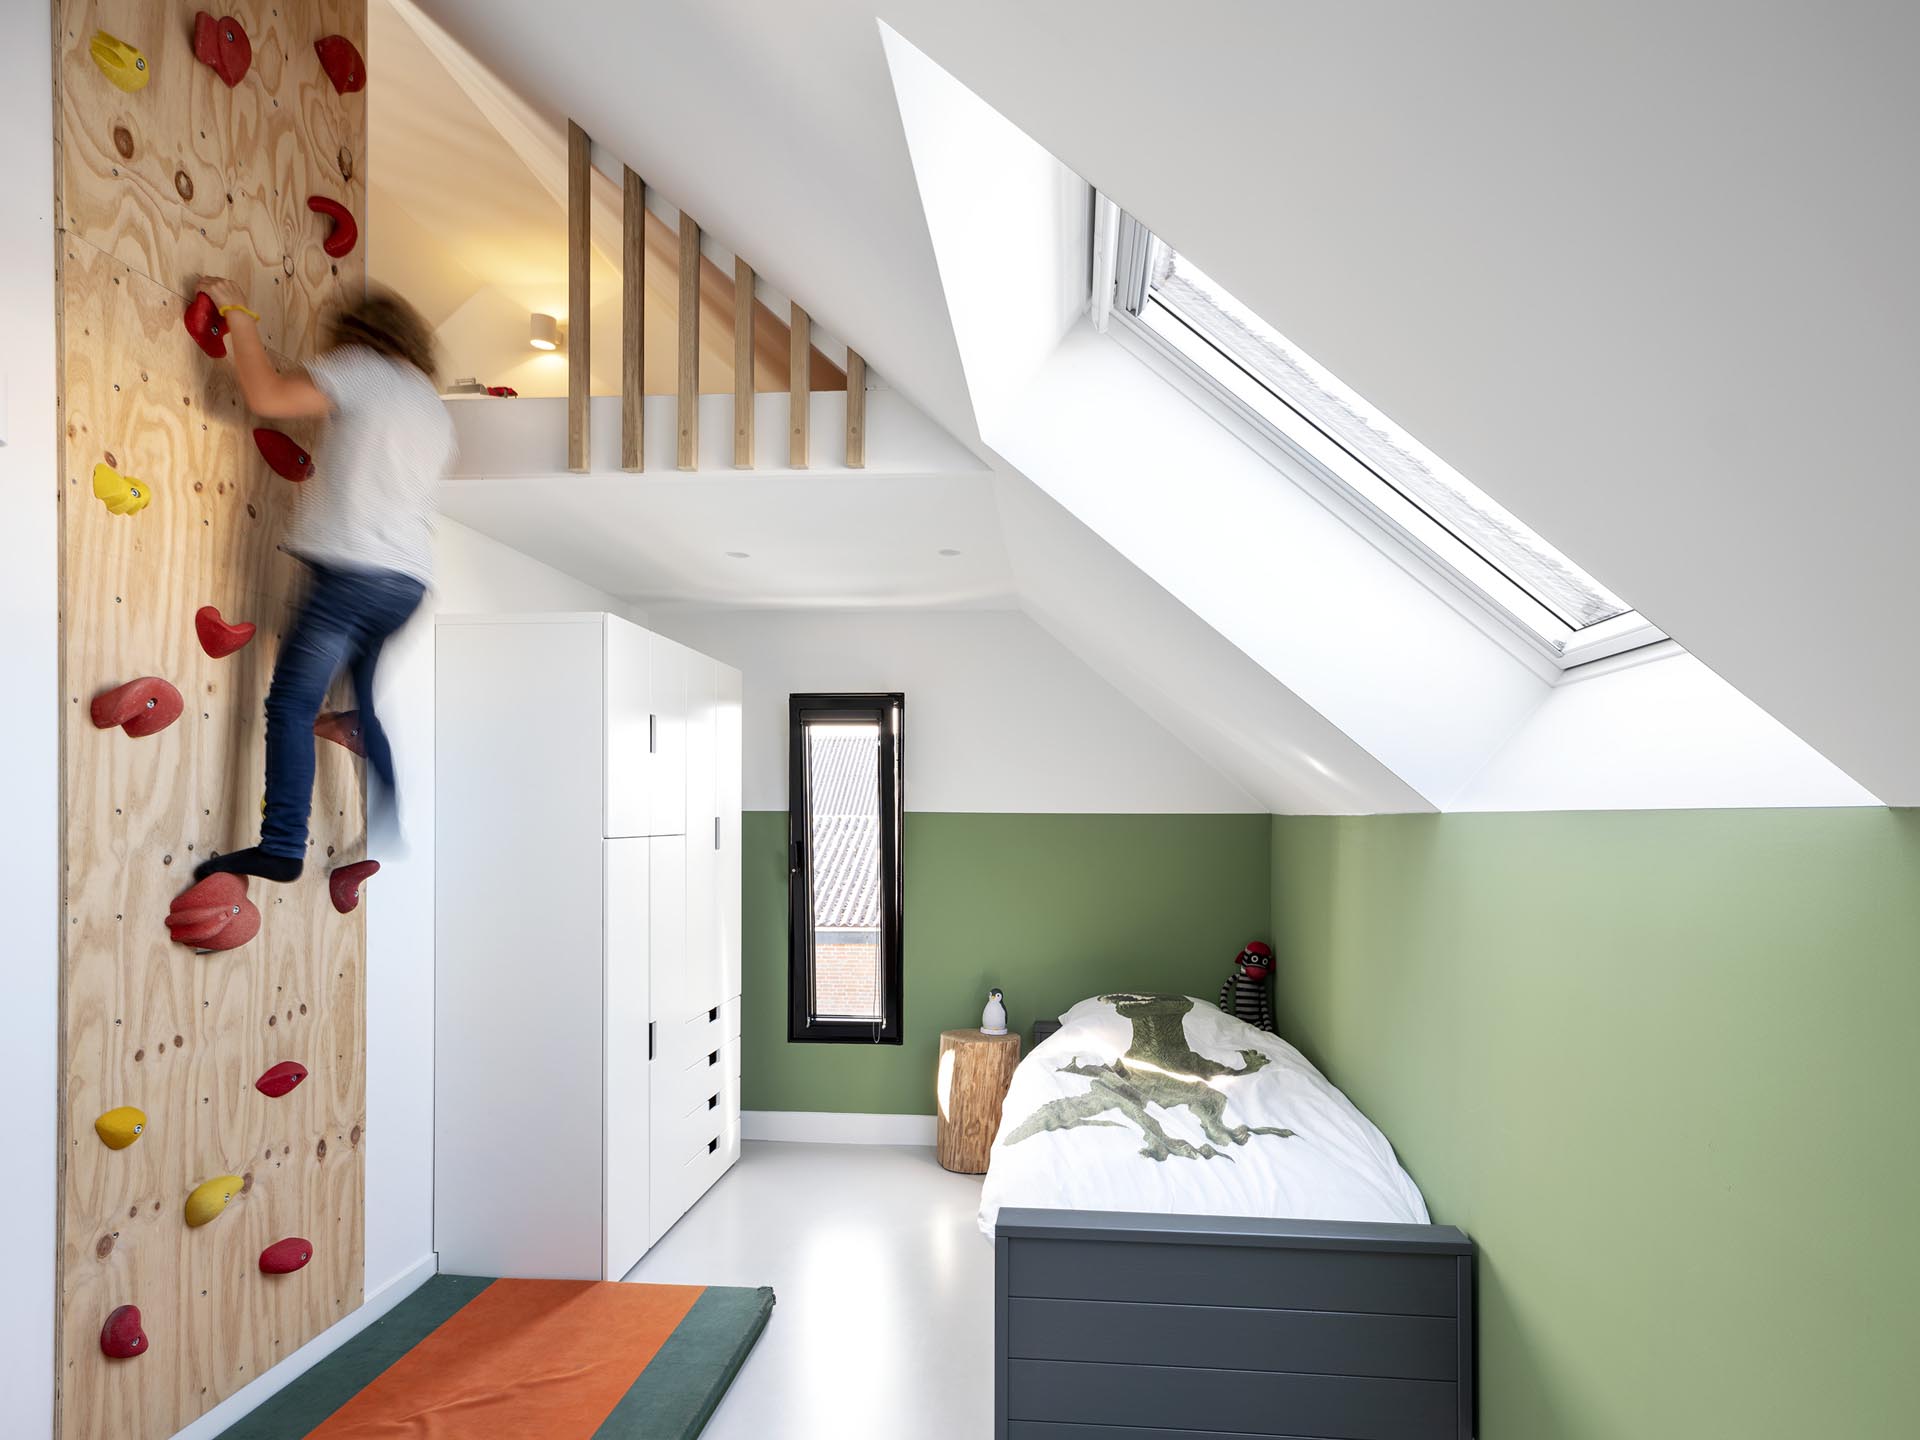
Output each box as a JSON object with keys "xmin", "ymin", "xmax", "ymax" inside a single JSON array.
[{"xmin": 1097, "ymin": 202, "xmax": 1664, "ymax": 671}]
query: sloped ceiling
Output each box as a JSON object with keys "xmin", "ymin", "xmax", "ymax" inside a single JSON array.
[
  {"xmin": 409, "ymin": 0, "xmax": 979, "ymax": 444},
  {"xmin": 414, "ymin": 0, "xmax": 1918, "ymax": 806},
  {"xmin": 369, "ymin": 0, "xmax": 845, "ymax": 397}
]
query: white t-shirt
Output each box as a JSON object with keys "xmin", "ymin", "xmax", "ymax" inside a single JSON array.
[{"xmin": 284, "ymin": 347, "xmax": 455, "ymax": 584}]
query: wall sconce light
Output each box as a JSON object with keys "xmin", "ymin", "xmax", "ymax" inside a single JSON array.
[{"xmin": 529, "ymin": 312, "xmax": 562, "ymax": 352}]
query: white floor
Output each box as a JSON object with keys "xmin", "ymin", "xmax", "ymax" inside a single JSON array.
[{"xmin": 624, "ymin": 1140, "xmax": 995, "ymax": 1439}]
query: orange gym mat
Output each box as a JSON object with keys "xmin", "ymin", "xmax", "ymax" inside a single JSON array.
[{"xmin": 213, "ymin": 1276, "xmax": 774, "ymax": 1439}]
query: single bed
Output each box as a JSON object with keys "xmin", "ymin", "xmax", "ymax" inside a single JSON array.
[{"xmin": 983, "ymin": 993, "xmax": 1475, "ymax": 1440}]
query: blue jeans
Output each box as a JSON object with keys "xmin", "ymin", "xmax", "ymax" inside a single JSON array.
[{"xmin": 260, "ymin": 562, "xmax": 426, "ymax": 859}]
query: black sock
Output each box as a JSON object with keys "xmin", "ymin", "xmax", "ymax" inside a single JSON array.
[{"xmin": 194, "ymin": 847, "xmax": 304, "ymax": 884}]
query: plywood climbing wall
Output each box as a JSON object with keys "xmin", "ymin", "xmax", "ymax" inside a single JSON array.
[{"xmin": 53, "ymin": 5, "xmax": 369, "ymax": 1439}]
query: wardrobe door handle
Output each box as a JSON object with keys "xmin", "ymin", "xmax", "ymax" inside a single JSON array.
[
  {"xmin": 647, "ymin": 1022, "xmax": 655, "ymax": 1060},
  {"xmin": 648, "ymin": 714, "xmax": 657, "ymax": 753}
]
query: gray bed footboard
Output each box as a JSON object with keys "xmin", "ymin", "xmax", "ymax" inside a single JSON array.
[{"xmin": 994, "ymin": 1209, "xmax": 1475, "ymax": 1440}]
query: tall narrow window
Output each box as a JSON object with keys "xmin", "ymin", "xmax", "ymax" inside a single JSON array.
[{"xmin": 788, "ymin": 694, "xmax": 904, "ymax": 1043}]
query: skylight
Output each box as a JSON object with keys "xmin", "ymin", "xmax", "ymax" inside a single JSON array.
[{"xmin": 1105, "ymin": 206, "xmax": 1660, "ymax": 667}]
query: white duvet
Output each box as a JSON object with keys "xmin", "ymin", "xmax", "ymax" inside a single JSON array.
[{"xmin": 978, "ymin": 993, "xmax": 1429, "ymax": 1236}]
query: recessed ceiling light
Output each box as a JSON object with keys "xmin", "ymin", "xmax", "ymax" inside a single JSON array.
[
  {"xmin": 937, "ymin": 548, "xmax": 962, "ymax": 557},
  {"xmin": 725, "ymin": 551, "xmax": 750, "ymax": 559}
]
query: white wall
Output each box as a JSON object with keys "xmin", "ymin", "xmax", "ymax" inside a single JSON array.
[
  {"xmin": 896, "ymin": 0, "xmax": 1920, "ymax": 807},
  {"xmin": 880, "ymin": 20, "xmax": 1087, "ymax": 433},
  {"xmin": 0, "ymin": 5, "xmax": 60, "ymax": 1435},
  {"xmin": 995, "ymin": 326, "xmax": 1546, "ymax": 807},
  {"xmin": 880, "ymin": 28, "xmax": 1541, "ymax": 811},
  {"xmin": 441, "ymin": 390, "xmax": 976, "ymax": 479},
  {"xmin": 1451, "ymin": 647, "xmax": 1877, "ymax": 812},
  {"xmin": 650, "ymin": 607, "xmax": 1260, "ymax": 814},
  {"xmin": 885, "ymin": 27, "xmax": 1878, "ymax": 815},
  {"xmin": 994, "ymin": 471, "xmax": 1431, "ymax": 815}
]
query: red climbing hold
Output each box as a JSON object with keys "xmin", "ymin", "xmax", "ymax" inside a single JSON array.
[
  {"xmin": 91, "ymin": 677, "xmax": 184, "ymax": 738},
  {"xmin": 101, "ymin": 1304, "xmax": 147, "ymax": 1359},
  {"xmin": 195, "ymin": 605, "xmax": 257, "ymax": 658},
  {"xmin": 314, "ymin": 710, "xmax": 364, "ymax": 756},
  {"xmin": 192, "ymin": 12, "xmax": 251, "ymax": 87},
  {"xmin": 253, "ymin": 427, "xmax": 314, "ymax": 481},
  {"xmin": 329, "ymin": 859, "xmax": 380, "ymax": 914},
  {"xmin": 314, "ymin": 34, "xmax": 365, "ymax": 94},
  {"xmin": 184, "ymin": 291, "xmax": 229, "ymax": 358},
  {"xmin": 308, "ymin": 195, "xmax": 358, "ymax": 258},
  {"xmin": 166, "ymin": 872, "xmax": 261, "ymax": 952},
  {"xmin": 254, "ymin": 1061, "xmax": 308, "ymax": 1098},
  {"xmin": 259, "ymin": 1237, "xmax": 313, "ymax": 1275}
]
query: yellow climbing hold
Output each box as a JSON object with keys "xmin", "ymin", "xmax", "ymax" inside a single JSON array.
[
  {"xmin": 94, "ymin": 1106, "xmax": 147, "ymax": 1150},
  {"xmin": 184, "ymin": 1174, "xmax": 244, "ymax": 1228},
  {"xmin": 92, "ymin": 462, "xmax": 152, "ymax": 516},
  {"xmin": 90, "ymin": 31, "xmax": 152, "ymax": 93}
]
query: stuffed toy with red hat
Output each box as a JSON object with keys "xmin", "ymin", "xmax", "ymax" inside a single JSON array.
[{"xmin": 1217, "ymin": 941, "xmax": 1276, "ymax": 1034}]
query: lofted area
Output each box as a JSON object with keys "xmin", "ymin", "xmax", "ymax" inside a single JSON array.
[{"xmin": 366, "ymin": 0, "xmax": 999, "ymax": 611}]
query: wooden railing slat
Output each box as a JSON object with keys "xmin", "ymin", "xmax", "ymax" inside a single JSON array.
[
  {"xmin": 846, "ymin": 349, "xmax": 867, "ymax": 469},
  {"xmin": 734, "ymin": 258, "xmax": 755, "ymax": 468},
  {"xmin": 678, "ymin": 212, "xmax": 701, "ymax": 469},
  {"xmin": 790, "ymin": 302, "xmax": 811, "ymax": 469},
  {"xmin": 622, "ymin": 166, "xmax": 645, "ymax": 471},
  {"xmin": 567, "ymin": 120, "xmax": 590, "ymax": 472}
]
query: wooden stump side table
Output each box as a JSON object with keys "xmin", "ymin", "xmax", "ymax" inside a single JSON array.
[{"xmin": 936, "ymin": 1028, "xmax": 1023, "ymax": 1173}]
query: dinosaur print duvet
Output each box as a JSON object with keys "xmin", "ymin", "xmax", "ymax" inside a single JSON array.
[{"xmin": 978, "ymin": 993, "xmax": 1429, "ymax": 1236}]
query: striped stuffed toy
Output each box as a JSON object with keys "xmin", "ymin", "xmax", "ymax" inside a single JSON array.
[{"xmin": 1217, "ymin": 941, "xmax": 1277, "ymax": 1034}]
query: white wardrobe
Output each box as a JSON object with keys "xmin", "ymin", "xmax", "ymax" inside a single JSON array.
[{"xmin": 434, "ymin": 613, "xmax": 742, "ymax": 1281}]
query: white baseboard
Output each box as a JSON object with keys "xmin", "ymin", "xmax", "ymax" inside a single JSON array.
[
  {"xmin": 743, "ymin": 1109, "xmax": 937, "ymax": 1146},
  {"xmin": 170, "ymin": 1252, "xmax": 438, "ymax": 1440}
]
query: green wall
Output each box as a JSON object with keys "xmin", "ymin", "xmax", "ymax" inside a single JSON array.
[
  {"xmin": 741, "ymin": 810, "xmax": 1271, "ymax": 1115},
  {"xmin": 1269, "ymin": 808, "xmax": 1920, "ymax": 1440}
]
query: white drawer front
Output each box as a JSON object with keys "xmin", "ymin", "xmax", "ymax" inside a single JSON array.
[
  {"xmin": 657, "ymin": 1004, "xmax": 730, "ymax": 1072},
  {"xmin": 660, "ymin": 1042, "xmax": 733, "ymax": 1120}
]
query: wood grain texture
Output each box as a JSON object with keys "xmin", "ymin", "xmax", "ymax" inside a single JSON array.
[
  {"xmin": 936, "ymin": 1030, "xmax": 1021, "ymax": 1174},
  {"xmin": 677, "ymin": 212, "xmax": 700, "ymax": 469},
  {"xmin": 845, "ymin": 349, "xmax": 866, "ymax": 469},
  {"xmin": 732, "ymin": 257, "xmax": 754, "ymax": 468},
  {"xmin": 788, "ymin": 302, "xmax": 810, "ymax": 469},
  {"xmin": 57, "ymin": 230, "xmax": 368, "ymax": 1440},
  {"xmin": 630, "ymin": 207, "xmax": 843, "ymax": 394},
  {"xmin": 567, "ymin": 119, "xmax": 589, "ymax": 472},
  {"xmin": 57, "ymin": 0, "xmax": 366, "ymax": 362},
  {"xmin": 55, "ymin": 6, "xmax": 367, "ymax": 1439},
  {"xmin": 621, "ymin": 166, "xmax": 643, "ymax": 472}
]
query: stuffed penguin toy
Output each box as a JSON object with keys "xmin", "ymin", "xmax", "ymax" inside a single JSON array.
[
  {"xmin": 1218, "ymin": 941, "xmax": 1277, "ymax": 1034},
  {"xmin": 981, "ymin": 988, "xmax": 1009, "ymax": 1036}
]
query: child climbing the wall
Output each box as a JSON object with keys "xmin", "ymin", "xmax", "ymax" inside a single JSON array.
[{"xmin": 194, "ymin": 280, "xmax": 455, "ymax": 885}]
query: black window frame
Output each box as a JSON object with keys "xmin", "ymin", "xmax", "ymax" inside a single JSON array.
[{"xmin": 787, "ymin": 693, "xmax": 905, "ymax": 1044}]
